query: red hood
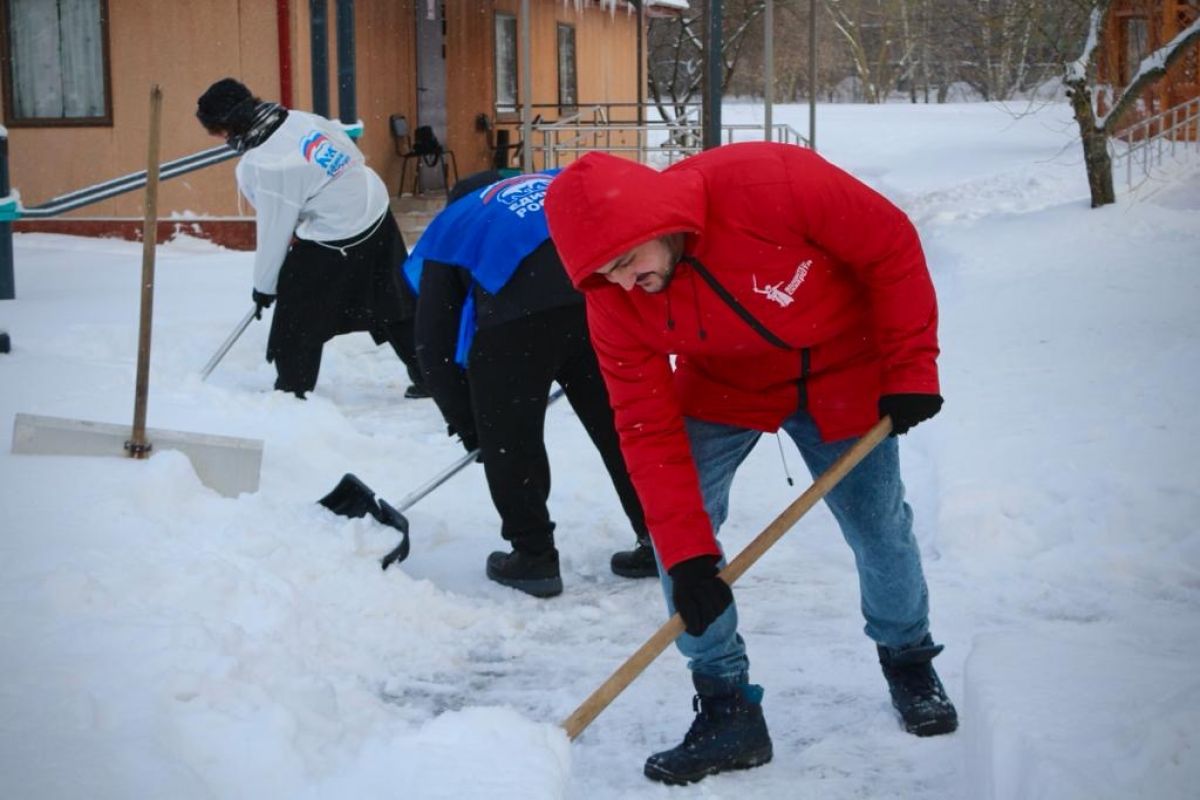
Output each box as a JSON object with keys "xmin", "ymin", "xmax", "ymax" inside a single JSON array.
[{"xmin": 544, "ymin": 152, "xmax": 705, "ymax": 288}]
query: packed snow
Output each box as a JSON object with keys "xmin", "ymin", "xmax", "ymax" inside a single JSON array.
[{"xmin": 2, "ymin": 101, "xmax": 1198, "ymax": 799}]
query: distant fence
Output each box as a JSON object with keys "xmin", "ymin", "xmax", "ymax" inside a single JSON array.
[{"xmin": 495, "ymin": 102, "xmax": 809, "ymax": 172}]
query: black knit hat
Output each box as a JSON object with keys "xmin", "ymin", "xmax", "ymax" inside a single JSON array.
[{"xmin": 196, "ymin": 78, "xmax": 256, "ymax": 132}]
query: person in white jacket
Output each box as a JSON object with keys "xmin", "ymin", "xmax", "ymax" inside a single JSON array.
[{"xmin": 196, "ymin": 77, "xmax": 427, "ymax": 399}]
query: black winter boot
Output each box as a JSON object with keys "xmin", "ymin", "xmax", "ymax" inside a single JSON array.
[
  {"xmin": 877, "ymin": 634, "xmax": 958, "ymax": 736},
  {"xmin": 610, "ymin": 536, "xmax": 658, "ymax": 579},
  {"xmin": 486, "ymin": 547, "xmax": 563, "ymax": 598},
  {"xmin": 643, "ymin": 675, "xmax": 773, "ymax": 785}
]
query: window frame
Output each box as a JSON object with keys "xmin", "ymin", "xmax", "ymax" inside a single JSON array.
[
  {"xmin": 556, "ymin": 22, "xmax": 577, "ymax": 113},
  {"xmin": 1120, "ymin": 15, "xmax": 1150, "ymax": 86},
  {"xmin": 493, "ymin": 11, "xmax": 518, "ymax": 118},
  {"xmin": 0, "ymin": 0, "xmax": 114, "ymax": 128}
]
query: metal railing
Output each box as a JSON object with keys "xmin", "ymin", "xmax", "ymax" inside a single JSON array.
[
  {"xmin": 1112, "ymin": 96, "xmax": 1200, "ymax": 191},
  {"xmin": 519, "ymin": 103, "xmax": 809, "ymax": 170},
  {"xmin": 18, "ymin": 144, "xmax": 238, "ymax": 219},
  {"xmin": 489, "ymin": 100, "xmax": 816, "ymax": 171}
]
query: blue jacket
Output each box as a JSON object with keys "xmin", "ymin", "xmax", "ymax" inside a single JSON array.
[{"xmin": 404, "ymin": 170, "xmax": 561, "ymax": 365}]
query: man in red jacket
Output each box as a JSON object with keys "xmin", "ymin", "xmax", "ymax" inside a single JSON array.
[{"xmin": 545, "ymin": 144, "xmax": 957, "ymax": 785}]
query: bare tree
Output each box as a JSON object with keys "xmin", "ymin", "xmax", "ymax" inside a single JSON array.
[
  {"xmin": 1064, "ymin": 1, "xmax": 1200, "ymax": 206},
  {"xmin": 821, "ymin": 0, "xmax": 919, "ymax": 102},
  {"xmin": 647, "ymin": 0, "xmax": 768, "ymax": 136}
]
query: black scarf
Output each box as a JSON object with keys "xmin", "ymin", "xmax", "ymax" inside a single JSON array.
[{"xmin": 228, "ymin": 102, "xmax": 288, "ymax": 154}]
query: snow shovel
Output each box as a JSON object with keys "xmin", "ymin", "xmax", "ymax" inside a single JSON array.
[
  {"xmin": 319, "ymin": 386, "xmax": 567, "ymax": 568},
  {"xmin": 200, "ymin": 305, "xmax": 258, "ymax": 381},
  {"xmin": 10, "ymin": 86, "xmax": 263, "ymax": 499},
  {"xmin": 560, "ymin": 416, "xmax": 894, "ymax": 741}
]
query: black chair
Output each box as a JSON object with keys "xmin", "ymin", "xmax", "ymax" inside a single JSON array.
[
  {"xmin": 475, "ymin": 113, "xmax": 542, "ymax": 170},
  {"xmin": 390, "ymin": 114, "xmax": 458, "ymax": 196}
]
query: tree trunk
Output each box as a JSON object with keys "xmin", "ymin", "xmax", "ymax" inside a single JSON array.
[{"xmin": 1067, "ymin": 82, "xmax": 1115, "ymax": 207}]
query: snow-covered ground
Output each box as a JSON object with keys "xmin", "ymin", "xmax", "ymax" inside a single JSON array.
[{"xmin": 2, "ymin": 102, "xmax": 1198, "ymax": 799}]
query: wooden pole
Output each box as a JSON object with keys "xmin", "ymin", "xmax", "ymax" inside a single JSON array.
[
  {"xmin": 128, "ymin": 85, "xmax": 162, "ymax": 459},
  {"xmin": 764, "ymin": 0, "xmax": 774, "ymax": 141},
  {"xmin": 561, "ymin": 416, "xmax": 893, "ymax": 741}
]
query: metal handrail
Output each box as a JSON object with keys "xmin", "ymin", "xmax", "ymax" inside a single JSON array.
[
  {"xmin": 1112, "ymin": 96, "xmax": 1200, "ymax": 190},
  {"xmin": 528, "ymin": 119, "xmax": 810, "ymax": 169},
  {"xmin": 20, "ymin": 144, "xmax": 238, "ymax": 219}
]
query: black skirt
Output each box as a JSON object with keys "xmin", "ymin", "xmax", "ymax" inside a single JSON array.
[{"xmin": 267, "ymin": 212, "xmax": 415, "ymax": 364}]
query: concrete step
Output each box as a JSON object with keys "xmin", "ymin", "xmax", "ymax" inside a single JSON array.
[
  {"xmin": 391, "ymin": 194, "xmax": 448, "ymax": 215},
  {"xmin": 391, "ymin": 195, "xmax": 446, "ymax": 243}
]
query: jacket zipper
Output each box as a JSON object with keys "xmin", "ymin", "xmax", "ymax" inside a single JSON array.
[
  {"xmin": 682, "ymin": 255, "xmax": 811, "ymax": 409},
  {"xmin": 798, "ymin": 347, "xmax": 810, "ymax": 410}
]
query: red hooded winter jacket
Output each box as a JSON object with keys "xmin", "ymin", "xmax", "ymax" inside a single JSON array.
[{"xmin": 544, "ymin": 143, "xmax": 939, "ymax": 570}]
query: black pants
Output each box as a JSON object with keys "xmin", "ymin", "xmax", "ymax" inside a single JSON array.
[
  {"xmin": 269, "ymin": 213, "xmax": 422, "ymax": 395},
  {"xmin": 467, "ymin": 305, "xmax": 648, "ymax": 553}
]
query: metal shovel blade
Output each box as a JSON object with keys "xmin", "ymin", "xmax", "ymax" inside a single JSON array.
[
  {"xmin": 377, "ymin": 499, "xmax": 411, "ymax": 569},
  {"xmin": 318, "ymin": 473, "xmax": 380, "ymax": 519},
  {"xmin": 318, "ymin": 473, "xmax": 412, "ymax": 568}
]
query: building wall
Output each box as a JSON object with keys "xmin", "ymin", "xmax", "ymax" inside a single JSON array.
[
  {"xmin": 5, "ymin": 0, "xmax": 280, "ymax": 218},
  {"xmin": 487, "ymin": 0, "xmax": 642, "ymax": 171},
  {"xmin": 1097, "ymin": 0, "xmax": 1200, "ymax": 134},
  {"xmin": 4, "ymin": 0, "xmax": 643, "ymax": 233}
]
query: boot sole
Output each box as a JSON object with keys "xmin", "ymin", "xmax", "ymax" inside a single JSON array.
[
  {"xmin": 905, "ymin": 716, "xmax": 958, "ymax": 737},
  {"xmin": 643, "ymin": 746, "xmax": 773, "ymax": 785},
  {"xmin": 486, "ymin": 569, "xmax": 563, "ymax": 598},
  {"xmin": 610, "ymin": 564, "xmax": 659, "ymax": 579}
]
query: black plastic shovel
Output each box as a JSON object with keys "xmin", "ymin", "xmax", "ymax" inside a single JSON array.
[{"xmin": 319, "ymin": 387, "xmax": 566, "ymax": 569}]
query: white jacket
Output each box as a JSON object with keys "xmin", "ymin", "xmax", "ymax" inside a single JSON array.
[{"xmin": 236, "ymin": 110, "xmax": 391, "ymax": 294}]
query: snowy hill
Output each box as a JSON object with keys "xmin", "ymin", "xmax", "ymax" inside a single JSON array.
[{"xmin": 1, "ymin": 102, "xmax": 1198, "ymax": 799}]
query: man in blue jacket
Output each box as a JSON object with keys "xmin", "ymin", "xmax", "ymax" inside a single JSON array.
[{"xmin": 408, "ymin": 170, "xmax": 654, "ymax": 596}]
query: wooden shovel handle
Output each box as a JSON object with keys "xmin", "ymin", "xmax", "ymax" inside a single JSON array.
[
  {"xmin": 560, "ymin": 416, "xmax": 894, "ymax": 741},
  {"xmin": 129, "ymin": 85, "xmax": 163, "ymax": 457}
]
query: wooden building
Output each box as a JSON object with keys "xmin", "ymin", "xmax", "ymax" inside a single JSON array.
[
  {"xmin": 1095, "ymin": 0, "xmax": 1200, "ymax": 136},
  {"xmin": 0, "ymin": 0, "xmax": 685, "ymax": 243}
]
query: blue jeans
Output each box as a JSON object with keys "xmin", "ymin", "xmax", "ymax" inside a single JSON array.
[{"xmin": 656, "ymin": 410, "xmax": 931, "ymax": 685}]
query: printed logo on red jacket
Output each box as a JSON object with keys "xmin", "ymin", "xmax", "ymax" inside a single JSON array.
[
  {"xmin": 300, "ymin": 131, "xmax": 351, "ymax": 178},
  {"xmin": 753, "ymin": 259, "xmax": 812, "ymax": 308}
]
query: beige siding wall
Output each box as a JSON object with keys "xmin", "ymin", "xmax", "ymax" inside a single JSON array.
[
  {"xmin": 7, "ymin": 0, "xmax": 279, "ymax": 217},
  {"xmin": 4, "ymin": 0, "xmax": 643, "ymax": 220}
]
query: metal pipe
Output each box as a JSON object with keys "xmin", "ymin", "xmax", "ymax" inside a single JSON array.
[
  {"xmin": 277, "ymin": 0, "xmax": 293, "ymax": 107},
  {"xmin": 764, "ymin": 0, "xmax": 773, "ymax": 142},
  {"xmin": 309, "ymin": 0, "xmax": 330, "ymax": 118},
  {"xmin": 809, "ymin": 0, "xmax": 817, "ymax": 151},
  {"xmin": 335, "ymin": 0, "xmax": 356, "ymax": 125},
  {"xmin": 703, "ymin": 0, "xmax": 723, "ymax": 150},
  {"xmin": 200, "ymin": 307, "xmax": 258, "ymax": 381},
  {"xmin": 0, "ymin": 130, "xmax": 13, "ymax": 299},
  {"xmin": 520, "ymin": 0, "xmax": 533, "ymax": 172}
]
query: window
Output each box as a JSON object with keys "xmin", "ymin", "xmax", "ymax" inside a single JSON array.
[
  {"xmin": 494, "ymin": 12, "xmax": 517, "ymax": 114},
  {"xmin": 1, "ymin": 0, "xmax": 112, "ymax": 126},
  {"xmin": 1122, "ymin": 16, "xmax": 1149, "ymax": 85},
  {"xmin": 557, "ymin": 23, "xmax": 576, "ymax": 112}
]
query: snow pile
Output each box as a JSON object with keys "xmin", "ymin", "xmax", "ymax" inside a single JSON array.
[
  {"xmin": 964, "ymin": 633, "xmax": 1200, "ymax": 800},
  {"xmin": 2, "ymin": 102, "xmax": 1199, "ymax": 798}
]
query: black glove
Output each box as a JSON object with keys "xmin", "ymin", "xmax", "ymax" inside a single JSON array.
[
  {"xmin": 879, "ymin": 393, "xmax": 943, "ymax": 436},
  {"xmin": 448, "ymin": 424, "xmax": 481, "ymax": 460},
  {"xmin": 668, "ymin": 555, "xmax": 733, "ymax": 637},
  {"xmin": 252, "ymin": 289, "xmax": 276, "ymax": 320}
]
